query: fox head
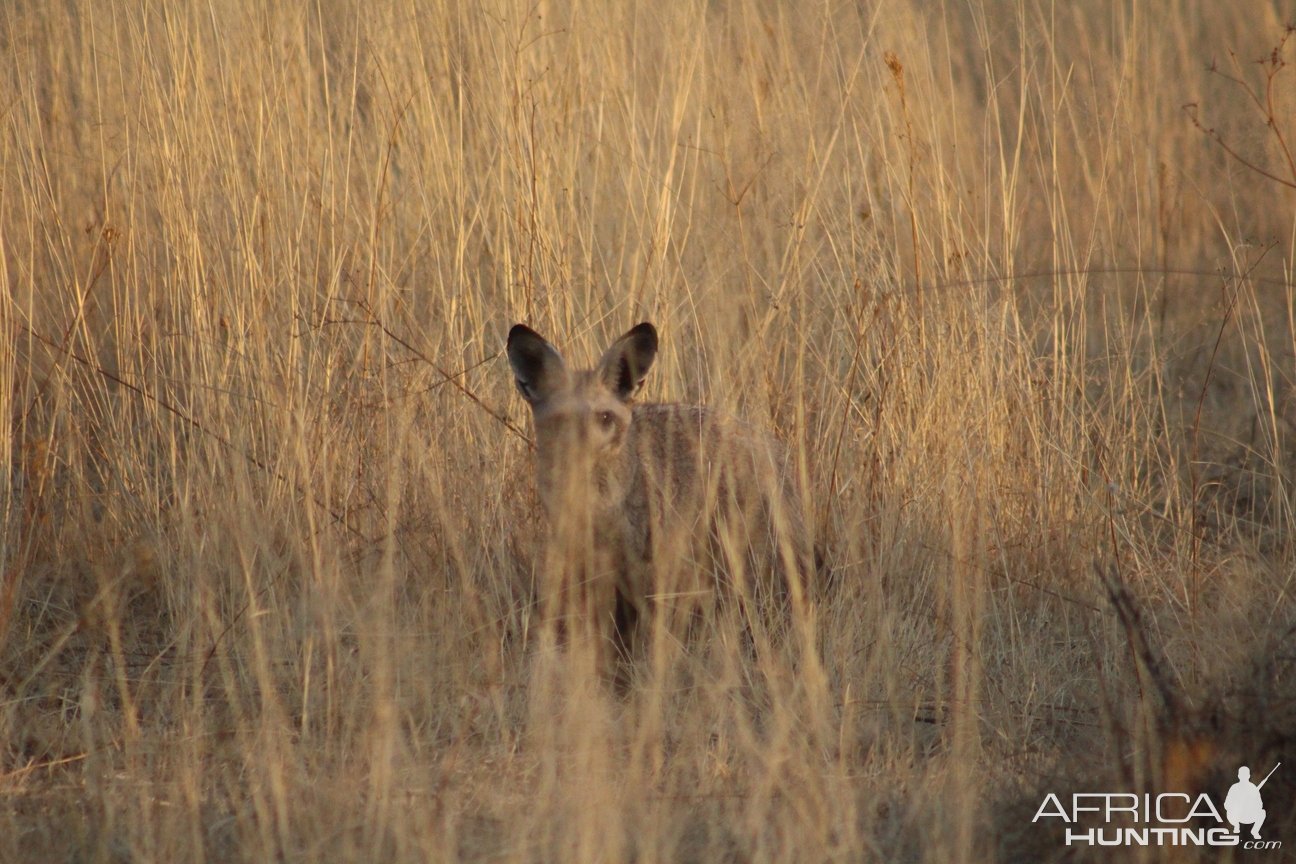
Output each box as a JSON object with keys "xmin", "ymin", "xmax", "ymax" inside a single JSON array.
[{"xmin": 507, "ymin": 322, "xmax": 658, "ymax": 512}]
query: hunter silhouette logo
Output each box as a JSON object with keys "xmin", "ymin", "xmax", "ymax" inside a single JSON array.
[
  {"xmin": 1032, "ymin": 760, "xmax": 1283, "ymax": 850},
  {"xmin": 1226, "ymin": 763, "xmax": 1279, "ymax": 839}
]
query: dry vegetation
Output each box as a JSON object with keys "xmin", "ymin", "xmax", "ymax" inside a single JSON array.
[{"xmin": 3, "ymin": 0, "xmax": 1296, "ymax": 861}]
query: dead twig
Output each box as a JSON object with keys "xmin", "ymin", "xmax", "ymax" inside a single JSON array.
[{"xmin": 328, "ymin": 298, "xmax": 533, "ymax": 448}]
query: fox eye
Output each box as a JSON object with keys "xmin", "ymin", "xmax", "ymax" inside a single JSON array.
[{"xmin": 597, "ymin": 411, "xmax": 616, "ymax": 430}]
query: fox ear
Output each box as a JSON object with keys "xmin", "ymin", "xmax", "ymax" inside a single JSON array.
[
  {"xmin": 507, "ymin": 325, "xmax": 568, "ymax": 404},
  {"xmin": 596, "ymin": 322, "xmax": 658, "ymax": 401}
]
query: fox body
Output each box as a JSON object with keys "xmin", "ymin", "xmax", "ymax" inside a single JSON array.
[{"xmin": 507, "ymin": 322, "xmax": 811, "ymax": 669}]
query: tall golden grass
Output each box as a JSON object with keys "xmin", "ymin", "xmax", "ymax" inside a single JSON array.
[{"xmin": 2, "ymin": 0, "xmax": 1294, "ymax": 860}]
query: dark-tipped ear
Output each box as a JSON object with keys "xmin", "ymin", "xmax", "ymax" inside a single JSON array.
[
  {"xmin": 596, "ymin": 322, "xmax": 658, "ymax": 402},
  {"xmin": 507, "ymin": 324, "xmax": 568, "ymax": 405}
]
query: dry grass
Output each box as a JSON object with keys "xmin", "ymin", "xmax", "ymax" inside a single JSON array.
[{"xmin": 2, "ymin": 0, "xmax": 1295, "ymax": 861}]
